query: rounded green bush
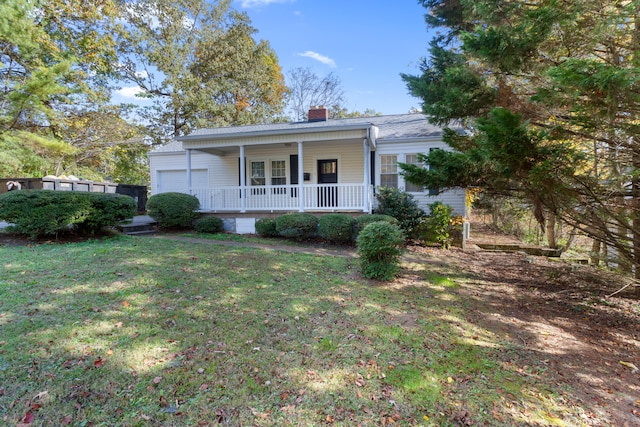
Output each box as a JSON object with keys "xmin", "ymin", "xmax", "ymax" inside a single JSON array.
[
  {"xmin": 194, "ymin": 216, "xmax": 224, "ymax": 233},
  {"xmin": 275, "ymin": 212, "xmax": 318, "ymax": 239},
  {"xmin": 0, "ymin": 190, "xmax": 136, "ymax": 239},
  {"xmin": 318, "ymin": 214, "xmax": 356, "ymax": 244},
  {"xmin": 355, "ymin": 214, "xmax": 399, "ymax": 235},
  {"xmin": 146, "ymin": 192, "xmax": 200, "ymax": 229},
  {"xmin": 356, "ymin": 221, "xmax": 404, "ymax": 281},
  {"xmin": 374, "ymin": 187, "xmax": 425, "ymax": 238},
  {"xmin": 255, "ymin": 218, "xmax": 278, "ymax": 237}
]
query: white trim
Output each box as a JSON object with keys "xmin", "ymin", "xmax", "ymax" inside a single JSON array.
[
  {"xmin": 312, "ymin": 154, "xmax": 342, "ymax": 184},
  {"xmin": 245, "ymin": 155, "xmax": 290, "ymax": 187}
]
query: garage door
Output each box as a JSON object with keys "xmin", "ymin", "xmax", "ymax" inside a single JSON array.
[{"xmin": 157, "ymin": 169, "xmax": 207, "ymax": 194}]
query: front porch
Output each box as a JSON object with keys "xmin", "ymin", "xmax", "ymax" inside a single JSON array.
[{"xmin": 191, "ymin": 183, "xmax": 373, "ymax": 213}]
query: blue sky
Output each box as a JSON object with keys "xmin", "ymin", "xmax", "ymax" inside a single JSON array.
[
  {"xmin": 236, "ymin": 0, "xmax": 433, "ymax": 115},
  {"xmin": 113, "ymin": 1, "xmax": 435, "ymax": 117}
]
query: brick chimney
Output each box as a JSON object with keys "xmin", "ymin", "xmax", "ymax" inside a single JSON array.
[{"xmin": 308, "ymin": 106, "xmax": 329, "ymax": 122}]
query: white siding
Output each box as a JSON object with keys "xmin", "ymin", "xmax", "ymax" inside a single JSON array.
[
  {"xmin": 375, "ymin": 138, "xmax": 467, "ymax": 216},
  {"xmin": 150, "ymin": 140, "xmax": 366, "ymax": 193},
  {"xmin": 149, "ymin": 151, "xmax": 216, "ymax": 195},
  {"xmin": 157, "ymin": 169, "xmax": 208, "ymax": 193}
]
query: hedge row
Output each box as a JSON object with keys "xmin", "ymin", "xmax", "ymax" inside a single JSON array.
[
  {"xmin": 0, "ymin": 190, "xmax": 137, "ymax": 239},
  {"xmin": 254, "ymin": 212, "xmax": 399, "ymax": 244}
]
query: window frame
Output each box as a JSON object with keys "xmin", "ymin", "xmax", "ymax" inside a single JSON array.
[
  {"xmin": 380, "ymin": 154, "xmax": 398, "ymax": 188},
  {"xmin": 404, "ymin": 153, "xmax": 423, "ymax": 193}
]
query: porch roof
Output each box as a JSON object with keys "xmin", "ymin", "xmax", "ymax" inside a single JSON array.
[{"xmin": 174, "ymin": 113, "xmax": 459, "ymax": 154}]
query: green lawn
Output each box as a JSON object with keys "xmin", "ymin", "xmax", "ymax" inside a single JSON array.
[{"xmin": 0, "ymin": 236, "xmax": 586, "ymax": 426}]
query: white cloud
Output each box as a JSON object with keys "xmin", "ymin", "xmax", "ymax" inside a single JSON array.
[
  {"xmin": 240, "ymin": 0, "xmax": 295, "ymax": 8},
  {"xmin": 297, "ymin": 51, "xmax": 336, "ymax": 68},
  {"xmin": 116, "ymin": 86, "xmax": 145, "ymax": 98}
]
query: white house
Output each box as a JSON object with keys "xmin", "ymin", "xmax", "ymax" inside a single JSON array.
[{"xmin": 148, "ymin": 107, "xmax": 467, "ymax": 233}]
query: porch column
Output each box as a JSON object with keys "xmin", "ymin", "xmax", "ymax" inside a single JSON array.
[
  {"xmin": 186, "ymin": 149, "xmax": 192, "ymax": 195},
  {"xmin": 297, "ymin": 141, "xmax": 304, "ymax": 212},
  {"xmin": 239, "ymin": 145, "xmax": 246, "ymax": 213},
  {"xmin": 363, "ymin": 138, "xmax": 370, "ymax": 212}
]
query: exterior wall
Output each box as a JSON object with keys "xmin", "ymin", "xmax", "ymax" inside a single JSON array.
[
  {"xmin": 149, "ymin": 137, "xmax": 466, "ymax": 216},
  {"xmin": 150, "ymin": 139, "xmax": 367, "ymax": 196},
  {"xmin": 375, "ymin": 138, "xmax": 467, "ymax": 216},
  {"xmin": 149, "ymin": 150, "xmax": 218, "ymax": 194}
]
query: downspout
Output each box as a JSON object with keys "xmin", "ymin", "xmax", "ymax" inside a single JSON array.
[{"xmin": 363, "ymin": 135, "xmax": 370, "ymax": 213}]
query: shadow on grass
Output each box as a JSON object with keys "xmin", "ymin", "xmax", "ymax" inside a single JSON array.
[{"xmin": 1, "ymin": 237, "xmax": 634, "ymax": 426}]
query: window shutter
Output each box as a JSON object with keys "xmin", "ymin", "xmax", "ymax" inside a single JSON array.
[
  {"xmin": 290, "ymin": 155, "xmax": 298, "ymax": 197},
  {"xmin": 428, "ymin": 148, "xmax": 440, "ymax": 195},
  {"xmin": 290, "ymin": 155, "xmax": 299, "ymax": 184}
]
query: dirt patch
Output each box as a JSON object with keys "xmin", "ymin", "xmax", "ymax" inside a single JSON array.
[{"xmin": 411, "ymin": 244, "xmax": 640, "ymax": 426}]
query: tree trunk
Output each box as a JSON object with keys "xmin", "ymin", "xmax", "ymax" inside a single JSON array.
[
  {"xmin": 546, "ymin": 213, "xmax": 557, "ymax": 249},
  {"xmin": 633, "ymin": 146, "xmax": 640, "ymax": 280},
  {"xmin": 590, "ymin": 239, "xmax": 601, "ymax": 267}
]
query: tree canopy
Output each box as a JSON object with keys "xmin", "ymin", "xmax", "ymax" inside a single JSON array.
[
  {"xmin": 116, "ymin": 0, "xmax": 288, "ymax": 141},
  {"xmin": 0, "ymin": 0, "xmax": 289, "ymax": 182},
  {"xmin": 402, "ymin": 0, "xmax": 640, "ymax": 278}
]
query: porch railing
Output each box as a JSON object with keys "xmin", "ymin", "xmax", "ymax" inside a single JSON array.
[{"xmin": 191, "ymin": 183, "xmax": 372, "ymax": 212}]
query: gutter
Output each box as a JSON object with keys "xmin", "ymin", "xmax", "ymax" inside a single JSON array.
[{"xmin": 177, "ymin": 122, "xmax": 375, "ymax": 143}]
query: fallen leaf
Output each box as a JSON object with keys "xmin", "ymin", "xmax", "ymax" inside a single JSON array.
[
  {"xmin": 152, "ymin": 376, "xmax": 162, "ymax": 384},
  {"xmin": 200, "ymin": 384, "xmax": 209, "ymax": 391},
  {"xmin": 61, "ymin": 415, "xmax": 73, "ymax": 425},
  {"xmin": 94, "ymin": 358, "xmax": 104, "ymax": 368},
  {"xmin": 0, "ymin": 388, "xmax": 4, "ymax": 396},
  {"xmin": 619, "ymin": 361, "xmax": 639, "ymax": 373},
  {"xmin": 21, "ymin": 411, "xmax": 35, "ymax": 424}
]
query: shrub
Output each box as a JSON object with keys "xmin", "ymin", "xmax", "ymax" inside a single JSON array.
[
  {"xmin": 194, "ymin": 216, "xmax": 224, "ymax": 233},
  {"xmin": 354, "ymin": 214, "xmax": 399, "ymax": 239},
  {"xmin": 255, "ymin": 218, "xmax": 279, "ymax": 237},
  {"xmin": 275, "ymin": 212, "xmax": 318, "ymax": 239},
  {"xmin": 374, "ymin": 187, "xmax": 425, "ymax": 238},
  {"xmin": 318, "ymin": 214, "xmax": 356, "ymax": 245},
  {"xmin": 0, "ymin": 190, "xmax": 136, "ymax": 239},
  {"xmin": 417, "ymin": 202, "xmax": 454, "ymax": 248},
  {"xmin": 146, "ymin": 192, "xmax": 200, "ymax": 229},
  {"xmin": 357, "ymin": 221, "xmax": 404, "ymax": 280},
  {"xmin": 78, "ymin": 193, "xmax": 138, "ymax": 234}
]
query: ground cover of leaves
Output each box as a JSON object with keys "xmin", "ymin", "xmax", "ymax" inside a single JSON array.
[{"xmin": 0, "ymin": 233, "xmax": 638, "ymax": 426}]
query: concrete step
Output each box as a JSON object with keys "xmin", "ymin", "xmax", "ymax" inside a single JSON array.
[{"xmin": 124, "ymin": 229, "xmax": 157, "ymax": 236}]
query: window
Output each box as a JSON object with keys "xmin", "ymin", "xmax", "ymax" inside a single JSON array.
[
  {"xmin": 251, "ymin": 161, "xmax": 265, "ymax": 186},
  {"xmin": 271, "ymin": 160, "xmax": 286, "ymax": 194},
  {"xmin": 251, "ymin": 161, "xmax": 265, "ymax": 194},
  {"xmin": 380, "ymin": 155, "xmax": 398, "ymax": 188},
  {"xmin": 404, "ymin": 154, "xmax": 423, "ymax": 192}
]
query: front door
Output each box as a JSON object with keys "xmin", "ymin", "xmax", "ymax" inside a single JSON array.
[{"xmin": 318, "ymin": 159, "xmax": 338, "ymax": 207}]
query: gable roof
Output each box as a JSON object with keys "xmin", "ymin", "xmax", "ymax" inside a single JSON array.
[
  {"xmin": 150, "ymin": 113, "xmax": 460, "ymax": 155},
  {"xmin": 180, "ymin": 113, "xmax": 458, "ymax": 141}
]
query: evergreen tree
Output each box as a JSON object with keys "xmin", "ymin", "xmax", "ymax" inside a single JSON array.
[{"xmin": 403, "ymin": 0, "xmax": 640, "ymax": 278}]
